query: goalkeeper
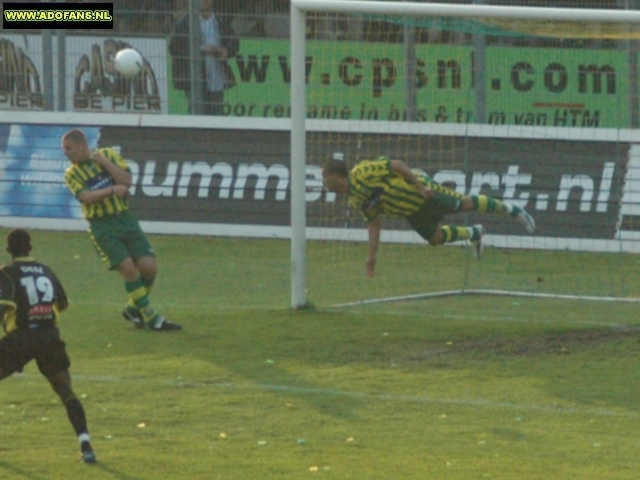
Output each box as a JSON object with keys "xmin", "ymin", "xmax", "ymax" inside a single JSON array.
[{"xmin": 322, "ymin": 156, "xmax": 535, "ymax": 277}]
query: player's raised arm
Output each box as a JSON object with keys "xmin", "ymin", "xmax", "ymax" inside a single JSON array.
[
  {"xmin": 91, "ymin": 151, "xmax": 132, "ymax": 188},
  {"xmin": 77, "ymin": 185, "xmax": 129, "ymax": 205}
]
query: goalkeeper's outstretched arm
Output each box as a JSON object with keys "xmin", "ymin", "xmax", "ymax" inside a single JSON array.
[{"xmin": 366, "ymin": 217, "xmax": 382, "ymax": 277}]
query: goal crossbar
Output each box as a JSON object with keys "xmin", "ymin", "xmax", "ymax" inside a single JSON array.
[{"xmin": 292, "ymin": 0, "xmax": 640, "ymax": 23}]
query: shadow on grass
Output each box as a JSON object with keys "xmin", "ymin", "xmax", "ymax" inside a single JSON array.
[
  {"xmin": 0, "ymin": 459, "xmax": 144, "ymax": 480},
  {"xmin": 207, "ymin": 308, "xmax": 640, "ymax": 417},
  {"xmin": 236, "ymin": 365, "xmax": 362, "ymax": 419},
  {"xmin": 209, "ymin": 354, "xmax": 363, "ymax": 421},
  {"xmin": 181, "ymin": 309, "xmax": 368, "ymax": 421},
  {"xmin": 0, "ymin": 461, "xmax": 48, "ymax": 480},
  {"xmin": 94, "ymin": 462, "xmax": 143, "ymax": 480},
  {"xmin": 444, "ymin": 325, "xmax": 640, "ymax": 413}
]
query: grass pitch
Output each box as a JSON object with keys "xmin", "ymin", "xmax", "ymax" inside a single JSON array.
[{"xmin": 0, "ymin": 229, "xmax": 639, "ymax": 479}]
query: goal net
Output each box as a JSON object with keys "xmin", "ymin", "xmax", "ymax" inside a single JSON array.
[{"xmin": 290, "ymin": 0, "xmax": 640, "ymax": 309}]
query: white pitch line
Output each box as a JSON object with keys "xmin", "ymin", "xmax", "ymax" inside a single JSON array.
[
  {"xmin": 70, "ymin": 300, "xmax": 631, "ymax": 327},
  {"xmin": 69, "ymin": 299, "xmax": 631, "ymax": 331},
  {"xmin": 69, "ymin": 300, "xmax": 282, "ymax": 311},
  {"xmin": 12, "ymin": 373, "xmax": 636, "ymax": 419}
]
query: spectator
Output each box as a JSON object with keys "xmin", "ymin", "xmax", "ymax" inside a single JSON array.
[
  {"xmin": 264, "ymin": 0, "xmax": 290, "ymax": 39},
  {"xmin": 169, "ymin": 0, "xmax": 239, "ymax": 115},
  {"xmin": 115, "ymin": 0, "xmax": 173, "ymax": 35}
]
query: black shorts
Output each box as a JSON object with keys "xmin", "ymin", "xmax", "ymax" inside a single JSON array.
[{"xmin": 0, "ymin": 327, "xmax": 71, "ymax": 379}]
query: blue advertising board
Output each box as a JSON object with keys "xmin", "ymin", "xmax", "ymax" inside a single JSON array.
[{"xmin": 0, "ymin": 124, "xmax": 100, "ymax": 218}]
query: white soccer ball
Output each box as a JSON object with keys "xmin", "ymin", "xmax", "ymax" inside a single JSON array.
[{"xmin": 115, "ymin": 48, "xmax": 143, "ymax": 77}]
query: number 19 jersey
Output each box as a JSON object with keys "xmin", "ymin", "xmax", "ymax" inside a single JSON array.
[{"xmin": 0, "ymin": 257, "xmax": 69, "ymax": 334}]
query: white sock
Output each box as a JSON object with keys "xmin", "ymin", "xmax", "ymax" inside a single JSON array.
[
  {"xmin": 78, "ymin": 433, "xmax": 91, "ymax": 445},
  {"xmin": 470, "ymin": 226, "xmax": 483, "ymax": 241},
  {"xmin": 503, "ymin": 201, "xmax": 514, "ymax": 214}
]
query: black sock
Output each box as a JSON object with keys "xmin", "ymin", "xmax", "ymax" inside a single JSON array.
[{"xmin": 65, "ymin": 398, "xmax": 89, "ymax": 437}]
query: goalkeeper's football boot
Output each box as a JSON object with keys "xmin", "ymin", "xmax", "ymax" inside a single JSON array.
[
  {"xmin": 470, "ymin": 224, "xmax": 484, "ymax": 259},
  {"xmin": 148, "ymin": 316, "xmax": 183, "ymax": 332},
  {"xmin": 122, "ymin": 305, "xmax": 147, "ymax": 329},
  {"xmin": 509, "ymin": 204, "xmax": 536, "ymax": 233}
]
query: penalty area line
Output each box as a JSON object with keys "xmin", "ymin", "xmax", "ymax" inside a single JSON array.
[{"xmin": 16, "ymin": 373, "xmax": 636, "ymax": 419}]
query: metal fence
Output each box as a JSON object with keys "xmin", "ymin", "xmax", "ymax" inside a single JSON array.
[{"xmin": 1, "ymin": 0, "xmax": 639, "ymax": 123}]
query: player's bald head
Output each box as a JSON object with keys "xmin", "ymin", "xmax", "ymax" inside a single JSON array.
[{"xmin": 62, "ymin": 129, "xmax": 88, "ymax": 145}]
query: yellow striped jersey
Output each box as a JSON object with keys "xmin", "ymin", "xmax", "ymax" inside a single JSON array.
[
  {"xmin": 348, "ymin": 157, "xmax": 429, "ymax": 221},
  {"xmin": 0, "ymin": 257, "xmax": 68, "ymax": 334},
  {"xmin": 64, "ymin": 147, "xmax": 130, "ymax": 220}
]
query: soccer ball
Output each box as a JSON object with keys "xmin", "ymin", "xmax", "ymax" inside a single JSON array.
[{"xmin": 115, "ymin": 48, "xmax": 143, "ymax": 77}]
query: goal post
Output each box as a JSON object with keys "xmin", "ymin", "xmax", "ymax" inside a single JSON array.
[
  {"xmin": 291, "ymin": 3, "xmax": 308, "ymax": 309},
  {"xmin": 290, "ymin": 0, "xmax": 640, "ymax": 309}
]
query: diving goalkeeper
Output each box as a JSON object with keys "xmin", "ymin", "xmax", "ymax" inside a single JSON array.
[{"xmin": 322, "ymin": 156, "xmax": 536, "ymax": 277}]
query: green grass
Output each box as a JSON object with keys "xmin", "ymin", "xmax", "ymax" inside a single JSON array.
[{"xmin": 1, "ymin": 229, "xmax": 639, "ymax": 479}]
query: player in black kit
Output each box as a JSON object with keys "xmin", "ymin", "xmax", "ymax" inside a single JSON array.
[{"xmin": 0, "ymin": 228, "xmax": 96, "ymax": 464}]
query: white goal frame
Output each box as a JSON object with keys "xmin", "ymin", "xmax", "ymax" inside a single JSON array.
[{"xmin": 290, "ymin": 0, "xmax": 640, "ymax": 308}]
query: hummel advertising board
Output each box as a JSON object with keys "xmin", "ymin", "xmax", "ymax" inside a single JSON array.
[{"xmin": 0, "ymin": 122, "xmax": 635, "ymax": 252}]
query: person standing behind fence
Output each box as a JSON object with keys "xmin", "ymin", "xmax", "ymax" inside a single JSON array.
[{"xmin": 169, "ymin": 0, "xmax": 239, "ymax": 115}]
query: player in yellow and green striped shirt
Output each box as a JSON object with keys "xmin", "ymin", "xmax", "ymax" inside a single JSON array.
[
  {"xmin": 62, "ymin": 129, "xmax": 181, "ymax": 332},
  {"xmin": 322, "ymin": 156, "xmax": 535, "ymax": 278}
]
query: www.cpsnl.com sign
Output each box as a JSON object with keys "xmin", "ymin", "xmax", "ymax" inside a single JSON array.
[{"xmin": 212, "ymin": 39, "xmax": 632, "ymax": 128}]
